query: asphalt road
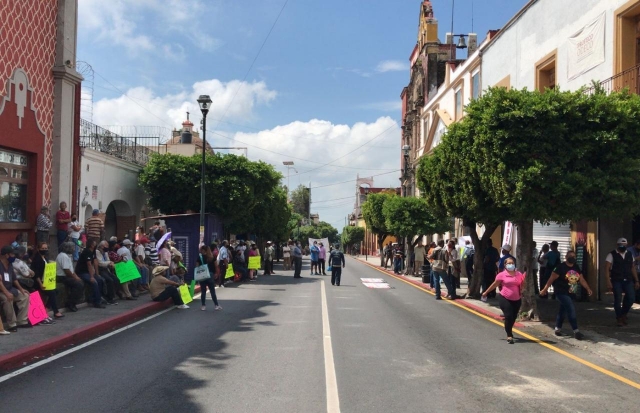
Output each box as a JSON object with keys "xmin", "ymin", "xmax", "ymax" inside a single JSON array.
[{"xmin": 1, "ymin": 258, "xmax": 639, "ymax": 413}]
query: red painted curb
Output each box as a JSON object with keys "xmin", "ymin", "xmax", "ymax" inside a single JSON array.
[
  {"xmin": 353, "ymin": 258, "xmax": 524, "ymax": 328},
  {"xmin": 0, "ymin": 286, "xmax": 202, "ymax": 372}
]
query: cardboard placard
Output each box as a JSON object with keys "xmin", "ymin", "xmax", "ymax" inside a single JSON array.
[
  {"xmin": 28, "ymin": 291, "xmax": 48, "ymax": 325},
  {"xmin": 179, "ymin": 284, "xmax": 193, "ymax": 305},
  {"xmin": 225, "ymin": 264, "xmax": 235, "ymax": 279},
  {"xmin": 42, "ymin": 262, "xmax": 57, "ymax": 291},
  {"xmin": 248, "ymin": 256, "xmax": 261, "ymax": 270},
  {"xmin": 114, "ymin": 260, "xmax": 142, "ymax": 283}
]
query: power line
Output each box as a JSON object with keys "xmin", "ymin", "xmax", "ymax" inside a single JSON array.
[
  {"xmin": 312, "ymin": 195, "xmax": 356, "ymax": 204},
  {"xmin": 311, "ymin": 169, "xmax": 400, "ymax": 189}
]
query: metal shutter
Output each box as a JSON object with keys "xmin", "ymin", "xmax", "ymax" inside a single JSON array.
[{"xmin": 533, "ymin": 222, "xmax": 572, "ymax": 257}]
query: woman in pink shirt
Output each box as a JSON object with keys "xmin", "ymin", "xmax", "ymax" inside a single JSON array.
[{"xmin": 482, "ymin": 257, "xmax": 525, "ymax": 344}]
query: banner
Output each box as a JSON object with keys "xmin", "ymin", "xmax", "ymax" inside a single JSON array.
[
  {"xmin": 179, "ymin": 284, "xmax": 193, "ymax": 305},
  {"xmin": 28, "ymin": 291, "xmax": 48, "ymax": 325},
  {"xmin": 308, "ymin": 238, "xmax": 330, "ymax": 250},
  {"xmin": 567, "ymin": 12, "xmax": 605, "ymax": 81},
  {"xmin": 42, "ymin": 262, "xmax": 57, "ymax": 291},
  {"xmin": 502, "ymin": 221, "xmax": 513, "ymax": 248},
  {"xmin": 114, "ymin": 260, "xmax": 142, "ymax": 283},
  {"xmin": 248, "ymin": 256, "xmax": 261, "ymax": 270},
  {"xmin": 225, "ymin": 264, "xmax": 235, "ymax": 279}
]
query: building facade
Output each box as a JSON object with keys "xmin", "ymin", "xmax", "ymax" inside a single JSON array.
[{"xmin": 0, "ymin": 0, "xmax": 82, "ymax": 248}]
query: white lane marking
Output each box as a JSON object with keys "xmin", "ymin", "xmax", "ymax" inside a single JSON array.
[
  {"xmin": 321, "ymin": 280, "xmax": 341, "ymax": 413},
  {"xmin": 0, "ymin": 294, "xmax": 202, "ymax": 383}
]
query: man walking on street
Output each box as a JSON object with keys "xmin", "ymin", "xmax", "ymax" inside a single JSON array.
[
  {"xmin": 291, "ymin": 241, "xmax": 303, "ymax": 278},
  {"xmin": 605, "ymin": 238, "xmax": 640, "ymax": 326},
  {"xmin": 541, "ymin": 241, "xmax": 561, "ymax": 299},
  {"xmin": 264, "ymin": 241, "xmax": 275, "ymax": 275},
  {"xmin": 329, "ymin": 244, "xmax": 345, "ymax": 286},
  {"xmin": 430, "ymin": 240, "xmax": 455, "ymax": 300},
  {"xmin": 447, "ymin": 240, "xmax": 461, "ymax": 291},
  {"xmin": 383, "ymin": 242, "xmax": 393, "ymax": 269}
]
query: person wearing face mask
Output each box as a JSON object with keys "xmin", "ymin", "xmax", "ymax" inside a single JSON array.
[
  {"xmin": 30, "ymin": 242, "xmax": 63, "ymax": 320},
  {"xmin": 541, "ymin": 250, "xmax": 592, "ymax": 340},
  {"xmin": 605, "ymin": 238, "xmax": 640, "ymax": 327},
  {"xmin": 0, "ymin": 245, "xmax": 31, "ymax": 332},
  {"xmin": 482, "ymin": 257, "xmax": 525, "ymax": 344}
]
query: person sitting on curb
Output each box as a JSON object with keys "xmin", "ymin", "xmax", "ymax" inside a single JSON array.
[
  {"xmin": 149, "ymin": 266, "xmax": 188, "ymax": 309},
  {"xmin": 0, "ymin": 245, "xmax": 31, "ymax": 333},
  {"xmin": 30, "ymin": 242, "xmax": 62, "ymax": 321},
  {"xmin": 76, "ymin": 240, "xmax": 106, "ymax": 309},
  {"xmin": 56, "ymin": 241, "xmax": 84, "ymax": 312}
]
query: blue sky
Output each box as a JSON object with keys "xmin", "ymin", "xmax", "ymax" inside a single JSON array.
[{"xmin": 77, "ymin": 0, "xmax": 527, "ymax": 230}]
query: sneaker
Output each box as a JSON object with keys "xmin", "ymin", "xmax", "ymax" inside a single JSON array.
[
  {"xmin": 0, "ymin": 330, "xmax": 9, "ymax": 335},
  {"xmin": 177, "ymin": 304, "xmax": 190, "ymax": 309},
  {"xmin": 214, "ymin": 306, "xmax": 223, "ymax": 311},
  {"xmin": 574, "ymin": 331, "xmax": 584, "ymax": 340},
  {"xmin": 201, "ymin": 306, "xmax": 206, "ymax": 311},
  {"xmin": 554, "ymin": 330, "xmax": 563, "ymax": 336}
]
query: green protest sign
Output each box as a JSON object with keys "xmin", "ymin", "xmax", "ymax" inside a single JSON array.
[
  {"xmin": 179, "ymin": 284, "xmax": 193, "ymax": 304},
  {"xmin": 114, "ymin": 260, "xmax": 142, "ymax": 283},
  {"xmin": 225, "ymin": 264, "xmax": 235, "ymax": 279},
  {"xmin": 248, "ymin": 256, "xmax": 261, "ymax": 270}
]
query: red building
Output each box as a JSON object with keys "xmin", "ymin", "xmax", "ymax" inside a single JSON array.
[{"xmin": 0, "ymin": 0, "xmax": 82, "ymax": 247}]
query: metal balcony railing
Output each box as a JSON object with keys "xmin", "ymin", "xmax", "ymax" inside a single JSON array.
[
  {"xmin": 79, "ymin": 119, "xmax": 158, "ymax": 166},
  {"xmin": 584, "ymin": 63, "xmax": 640, "ymax": 95}
]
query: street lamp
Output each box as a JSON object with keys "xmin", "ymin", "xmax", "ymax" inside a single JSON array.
[
  {"xmin": 283, "ymin": 161, "xmax": 297, "ymax": 202},
  {"xmin": 197, "ymin": 94, "xmax": 212, "ymax": 246}
]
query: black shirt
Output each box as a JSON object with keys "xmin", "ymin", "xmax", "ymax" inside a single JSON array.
[
  {"xmin": 552, "ymin": 262, "xmax": 582, "ymax": 295},
  {"xmin": 76, "ymin": 248, "xmax": 96, "ymax": 275},
  {"xmin": 30, "ymin": 254, "xmax": 47, "ymax": 281}
]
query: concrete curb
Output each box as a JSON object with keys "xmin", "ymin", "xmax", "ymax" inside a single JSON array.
[
  {"xmin": 353, "ymin": 257, "xmax": 524, "ymax": 328},
  {"xmin": 0, "ymin": 286, "xmax": 201, "ymax": 372}
]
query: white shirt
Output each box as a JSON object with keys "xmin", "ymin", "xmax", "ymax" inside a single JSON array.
[
  {"xmin": 12, "ymin": 258, "xmax": 33, "ymax": 278},
  {"xmin": 135, "ymin": 244, "xmax": 146, "ymax": 260},
  {"xmin": 283, "ymin": 246, "xmax": 291, "ymax": 258},
  {"xmin": 68, "ymin": 220, "xmax": 81, "ymax": 239},
  {"xmin": 56, "ymin": 252, "xmax": 73, "ymax": 276},
  {"xmin": 117, "ymin": 246, "xmax": 133, "ymax": 262},
  {"xmin": 217, "ymin": 246, "xmax": 229, "ymax": 262}
]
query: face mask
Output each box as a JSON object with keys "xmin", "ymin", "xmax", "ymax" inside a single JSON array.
[
  {"xmin": 8, "ymin": 256, "xmax": 16, "ymax": 264},
  {"xmin": 566, "ymin": 257, "xmax": 576, "ymax": 264},
  {"xmin": 39, "ymin": 250, "xmax": 49, "ymax": 257},
  {"xmin": 505, "ymin": 263, "xmax": 516, "ymax": 271},
  {"xmin": 618, "ymin": 245, "xmax": 627, "ymax": 251}
]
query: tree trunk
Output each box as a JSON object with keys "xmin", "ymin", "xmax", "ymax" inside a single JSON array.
[
  {"xmin": 516, "ymin": 220, "xmax": 539, "ymax": 320},
  {"xmin": 467, "ymin": 221, "xmax": 499, "ymax": 298}
]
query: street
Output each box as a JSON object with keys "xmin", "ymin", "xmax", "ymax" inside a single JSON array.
[{"xmin": 1, "ymin": 258, "xmax": 639, "ymax": 413}]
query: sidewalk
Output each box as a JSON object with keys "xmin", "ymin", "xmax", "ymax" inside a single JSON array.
[
  {"xmin": 0, "ymin": 286, "xmax": 201, "ymax": 372},
  {"xmin": 355, "ymin": 255, "xmax": 640, "ymax": 374}
]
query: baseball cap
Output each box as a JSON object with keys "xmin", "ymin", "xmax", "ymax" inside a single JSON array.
[
  {"xmin": 122, "ymin": 239, "xmax": 132, "ymax": 246},
  {"xmin": 1, "ymin": 245, "xmax": 15, "ymax": 255},
  {"xmin": 502, "ymin": 244, "xmax": 512, "ymax": 252},
  {"xmin": 617, "ymin": 237, "xmax": 628, "ymax": 245}
]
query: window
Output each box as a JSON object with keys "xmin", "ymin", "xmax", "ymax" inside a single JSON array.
[
  {"xmin": 614, "ymin": 1, "xmax": 640, "ymax": 93},
  {"xmin": 471, "ymin": 72, "xmax": 480, "ymax": 100},
  {"xmin": 535, "ymin": 50, "xmax": 557, "ymax": 92},
  {"xmin": 0, "ymin": 149, "xmax": 29, "ymax": 223},
  {"xmin": 455, "ymin": 88, "xmax": 463, "ymax": 120},
  {"xmin": 420, "ymin": 118, "xmax": 426, "ymax": 147}
]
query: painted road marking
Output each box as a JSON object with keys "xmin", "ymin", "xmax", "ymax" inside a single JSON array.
[
  {"xmin": 360, "ymin": 278, "xmax": 385, "ymax": 283},
  {"xmin": 321, "ymin": 280, "xmax": 341, "ymax": 413},
  {"xmin": 352, "ymin": 258, "xmax": 640, "ymax": 391},
  {"xmin": 360, "ymin": 278, "xmax": 392, "ymax": 289},
  {"xmin": 0, "ymin": 294, "xmax": 202, "ymax": 383}
]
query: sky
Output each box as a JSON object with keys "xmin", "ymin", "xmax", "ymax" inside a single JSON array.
[{"xmin": 77, "ymin": 0, "xmax": 528, "ymax": 232}]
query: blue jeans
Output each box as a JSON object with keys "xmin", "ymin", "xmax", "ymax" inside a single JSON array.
[
  {"xmin": 612, "ymin": 279, "xmax": 636, "ymax": 319},
  {"xmin": 137, "ymin": 265, "xmax": 149, "ymax": 286},
  {"xmin": 433, "ymin": 270, "xmax": 455, "ymax": 299},
  {"xmin": 78, "ymin": 272, "xmax": 103, "ymax": 305},
  {"xmin": 393, "ymin": 257, "xmax": 402, "ymax": 273},
  {"xmin": 57, "ymin": 230, "xmax": 68, "ymax": 249},
  {"xmin": 71, "ymin": 238, "xmax": 80, "ymax": 261},
  {"xmin": 430, "ymin": 269, "xmax": 436, "ymax": 288},
  {"xmin": 199, "ymin": 278, "xmax": 219, "ymax": 306},
  {"xmin": 555, "ymin": 293, "xmax": 578, "ymax": 331}
]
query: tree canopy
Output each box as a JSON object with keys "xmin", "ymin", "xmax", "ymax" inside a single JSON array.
[
  {"xmin": 290, "ymin": 184, "xmax": 310, "ymax": 218},
  {"xmin": 381, "ymin": 196, "xmax": 450, "ymax": 242},
  {"xmin": 341, "ymin": 226, "xmax": 364, "ymax": 251}
]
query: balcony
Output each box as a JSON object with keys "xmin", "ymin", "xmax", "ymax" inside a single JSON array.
[
  {"xmin": 584, "ymin": 63, "xmax": 640, "ymax": 95},
  {"xmin": 79, "ymin": 119, "xmax": 158, "ymax": 166}
]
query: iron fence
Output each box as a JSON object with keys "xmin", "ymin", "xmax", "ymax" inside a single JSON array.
[
  {"xmin": 79, "ymin": 119, "xmax": 159, "ymax": 166},
  {"xmin": 584, "ymin": 63, "xmax": 640, "ymax": 95}
]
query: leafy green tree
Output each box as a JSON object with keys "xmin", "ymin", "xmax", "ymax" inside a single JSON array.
[
  {"xmin": 296, "ymin": 221, "xmax": 340, "ymax": 245},
  {"xmin": 463, "ymin": 86, "xmax": 640, "ymax": 317},
  {"xmin": 341, "ymin": 226, "xmax": 365, "ymax": 253},
  {"xmin": 252, "ymin": 186, "xmax": 291, "ymax": 242},
  {"xmin": 290, "ymin": 184, "xmax": 310, "ymax": 217},
  {"xmin": 361, "ymin": 192, "xmax": 395, "ymax": 266}
]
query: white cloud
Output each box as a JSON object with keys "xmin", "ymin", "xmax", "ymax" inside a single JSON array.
[
  {"xmin": 78, "ymin": 0, "xmax": 220, "ymax": 55},
  {"xmin": 376, "ymin": 60, "xmax": 407, "ymax": 73},
  {"xmin": 92, "ymin": 78, "xmax": 277, "ymax": 128}
]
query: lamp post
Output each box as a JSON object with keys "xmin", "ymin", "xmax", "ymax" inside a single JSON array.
[
  {"xmin": 197, "ymin": 94, "xmax": 212, "ymax": 246},
  {"xmin": 283, "ymin": 161, "xmax": 296, "ymax": 202}
]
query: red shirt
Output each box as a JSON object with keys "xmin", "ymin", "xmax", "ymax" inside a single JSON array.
[{"xmin": 56, "ymin": 210, "xmax": 70, "ymax": 231}]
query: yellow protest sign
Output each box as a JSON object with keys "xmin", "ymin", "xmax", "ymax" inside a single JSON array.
[
  {"xmin": 179, "ymin": 284, "xmax": 193, "ymax": 305},
  {"xmin": 248, "ymin": 256, "xmax": 261, "ymax": 270},
  {"xmin": 225, "ymin": 264, "xmax": 235, "ymax": 279},
  {"xmin": 42, "ymin": 262, "xmax": 57, "ymax": 291}
]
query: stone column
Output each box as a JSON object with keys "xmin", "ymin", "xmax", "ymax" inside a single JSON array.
[{"xmin": 50, "ymin": 0, "xmax": 82, "ymax": 252}]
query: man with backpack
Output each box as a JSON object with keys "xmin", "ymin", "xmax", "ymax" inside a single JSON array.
[{"xmin": 329, "ymin": 244, "xmax": 345, "ymax": 286}]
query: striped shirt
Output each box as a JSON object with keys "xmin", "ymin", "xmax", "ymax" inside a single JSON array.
[
  {"xmin": 144, "ymin": 244, "xmax": 159, "ymax": 265},
  {"xmin": 36, "ymin": 213, "xmax": 52, "ymax": 231},
  {"xmin": 85, "ymin": 216, "xmax": 104, "ymax": 239}
]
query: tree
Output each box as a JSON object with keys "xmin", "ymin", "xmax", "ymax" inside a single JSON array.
[
  {"xmin": 382, "ymin": 196, "xmax": 450, "ymax": 253},
  {"xmin": 464, "ymin": 86, "xmax": 640, "ymax": 317},
  {"xmin": 361, "ymin": 192, "xmax": 395, "ymax": 266},
  {"xmin": 297, "ymin": 221, "xmax": 340, "ymax": 245},
  {"xmin": 290, "ymin": 184, "xmax": 310, "ymax": 217},
  {"xmin": 252, "ymin": 186, "xmax": 291, "ymax": 242},
  {"xmin": 341, "ymin": 226, "xmax": 364, "ymax": 253}
]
